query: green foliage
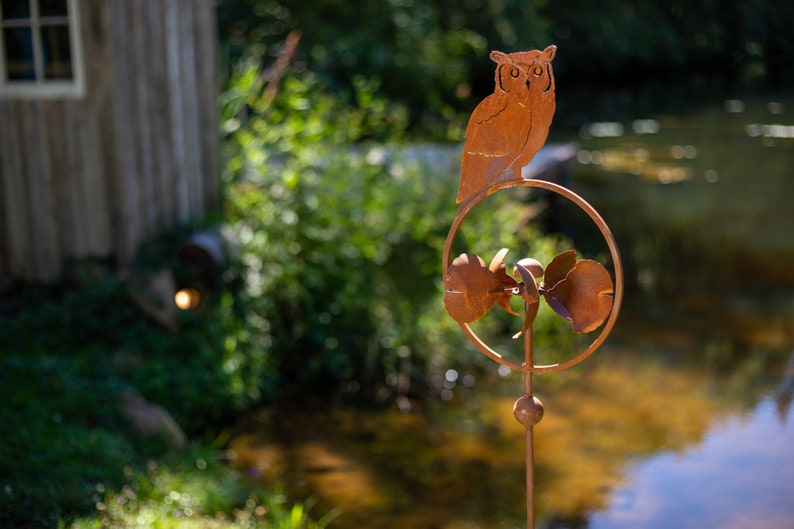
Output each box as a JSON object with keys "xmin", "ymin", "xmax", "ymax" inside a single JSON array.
[
  {"xmin": 63, "ymin": 452, "xmax": 335, "ymax": 529},
  {"xmin": 0, "ymin": 273, "xmax": 243, "ymax": 433},
  {"xmin": 218, "ymin": 0, "xmax": 549, "ymax": 137},
  {"xmin": 0, "ymin": 346, "xmax": 134, "ymax": 526},
  {"xmin": 0, "ymin": 276, "xmax": 331, "ymax": 528},
  {"xmin": 220, "ymin": 62, "xmax": 573, "ymax": 404},
  {"xmin": 219, "ymin": 0, "xmax": 794, "ymax": 138}
]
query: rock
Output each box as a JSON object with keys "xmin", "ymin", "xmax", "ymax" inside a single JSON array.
[
  {"xmin": 119, "ymin": 387, "xmax": 187, "ymax": 450},
  {"xmin": 128, "ymin": 268, "xmax": 178, "ymax": 332},
  {"xmin": 110, "ymin": 348, "xmax": 143, "ymax": 375}
]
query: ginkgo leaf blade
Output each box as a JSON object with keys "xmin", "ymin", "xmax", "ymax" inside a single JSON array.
[
  {"xmin": 444, "ymin": 253, "xmax": 514, "ymax": 322},
  {"xmin": 512, "ymin": 262, "xmax": 540, "ymax": 338},
  {"xmin": 489, "ymin": 248, "xmax": 520, "ymax": 315},
  {"xmin": 543, "ymin": 249, "xmax": 577, "ymax": 290},
  {"xmin": 544, "ymin": 259, "xmax": 614, "ymax": 333}
]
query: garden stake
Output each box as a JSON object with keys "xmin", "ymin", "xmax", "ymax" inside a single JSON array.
[{"xmin": 442, "ymin": 46, "xmax": 623, "ymax": 529}]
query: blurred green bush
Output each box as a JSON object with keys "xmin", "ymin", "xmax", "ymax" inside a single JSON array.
[
  {"xmin": 219, "ymin": 0, "xmax": 794, "ymax": 137},
  {"xmin": 0, "ymin": 272, "xmax": 330, "ymax": 527},
  {"xmin": 219, "ymin": 61, "xmax": 573, "ymax": 405},
  {"xmin": 0, "ymin": 55, "xmax": 574, "ymax": 526}
]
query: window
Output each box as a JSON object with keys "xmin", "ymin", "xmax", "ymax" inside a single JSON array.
[{"xmin": 0, "ymin": 0, "xmax": 84, "ymax": 98}]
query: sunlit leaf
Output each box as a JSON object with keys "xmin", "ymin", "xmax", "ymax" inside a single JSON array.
[
  {"xmin": 544, "ymin": 259, "xmax": 614, "ymax": 333},
  {"xmin": 443, "ymin": 290, "xmax": 477, "ymax": 323},
  {"xmin": 512, "ymin": 262, "xmax": 540, "ymax": 339},
  {"xmin": 489, "ymin": 248, "xmax": 519, "ymax": 315},
  {"xmin": 514, "ymin": 257, "xmax": 544, "ymax": 279},
  {"xmin": 543, "ymin": 249, "xmax": 577, "ymax": 290},
  {"xmin": 444, "ymin": 251, "xmax": 519, "ymax": 322},
  {"xmin": 444, "ymin": 247, "xmax": 613, "ymax": 336},
  {"xmin": 444, "ymin": 253, "xmax": 503, "ymax": 322},
  {"xmin": 513, "ymin": 262, "xmax": 540, "ymax": 307},
  {"xmin": 489, "ymin": 248, "xmax": 510, "ymax": 274}
]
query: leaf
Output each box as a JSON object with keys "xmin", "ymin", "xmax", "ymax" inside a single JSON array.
[
  {"xmin": 489, "ymin": 248, "xmax": 510, "ymax": 274},
  {"xmin": 513, "ymin": 262, "xmax": 540, "ymax": 307},
  {"xmin": 542, "ymin": 249, "xmax": 577, "ymax": 290},
  {"xmin": 544, "ymin": 259, "xmax": 614, "ymax": 333},
  {"xmin": 444, "ymin": 251, "xmax": 519, "ymax": 322},
  {"xmin": 512, "ymin": 262, "xmax": 540, "ymax": 339},
  {"xmin": 444, "ymin": 253, "xmax": 504, "ymax": 322},
  {"xmin": 489, "ymin": 248, "xmax": 519, "ymax": 315},
  {"xmin": 514, "ymin": 258, "xmax": 544, "ymax": 279}
]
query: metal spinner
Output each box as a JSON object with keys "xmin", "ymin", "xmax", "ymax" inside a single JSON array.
[{"xmin": 443, "ymin": 47, "xmax": 624, "ymax": 529}]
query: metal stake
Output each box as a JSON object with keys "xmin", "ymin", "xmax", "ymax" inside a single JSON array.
[
  {"xmin": 443, "ymin": 47, "xmax": 622, "ymax": 528},
  {"xmin": 523, "ymin": 326, "xmax": 536, "ymax": 529}
]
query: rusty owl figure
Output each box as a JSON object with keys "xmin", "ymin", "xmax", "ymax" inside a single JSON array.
[{"xmin": 457, "ymin": 45, "xmax": 557, "ymax": 204}]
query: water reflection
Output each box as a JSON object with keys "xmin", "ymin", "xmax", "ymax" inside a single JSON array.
[
  {"xmin": 567, "ymin": 94, "xmax": 794, "ymax": 287},
  {"xmin": 230, "ymin": 92, "xmax": 794, "ymax": 528},
  {"xmin": 590, "ymin": 394, "xmax": 794, "ymax": 529},
  {"xmin": 230, "ymin": 314, "xmax": 793, "ymax": 529}
]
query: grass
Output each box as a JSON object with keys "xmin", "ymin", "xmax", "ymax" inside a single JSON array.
[
  {"xmin": 0, "ymin": 273, "xmax": 330, "ymax": 529},
  {"xmin": 63, "ymin": 450, "xmax": 337, "ymax": 529}
]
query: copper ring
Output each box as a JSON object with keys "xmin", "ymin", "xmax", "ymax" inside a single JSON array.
[{"xmin": 443, "ymin": 178, "xmax": 624, "ymax": 373}]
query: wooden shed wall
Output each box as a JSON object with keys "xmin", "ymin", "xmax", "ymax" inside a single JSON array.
[{"xmin": 0, "ymin": 0, "xmax": 219, "ymax": 282}]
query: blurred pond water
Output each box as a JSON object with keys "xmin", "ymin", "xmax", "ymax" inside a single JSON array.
[
  {"xmin": 230, "ymin": 325, "xmax": 793, "ymax": 529},
  {"xmin": 230, "ymin": 92, "xmax": 794, "ymax": 528},
  {"xmin": 563, "ymin": 92, "xmax": 794, "ymax": 294}
]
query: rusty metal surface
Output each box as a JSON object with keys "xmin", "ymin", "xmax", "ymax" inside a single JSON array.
[
  {"xmin": 443, "ymin": 178, "xmax": 624, "ymax": 373},
  {"xmin": 458, "ymin": 46, "xmax": 558, "ymax": 204},
  {"xmin": 442, "ymin": 46, "xmax": 624, "ymax": 528}
]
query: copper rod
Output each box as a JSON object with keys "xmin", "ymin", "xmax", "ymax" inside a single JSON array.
[
  {"xmin": 443, "ymin": 148, "xmax": 622, "ymax": 529},
  {"xmin": 524, "ymin": 323, "xmax": 535, "ymax": 529},
  {"xmin": 526, "ymin": 426, "xmax": 535, "ymax": 529}
]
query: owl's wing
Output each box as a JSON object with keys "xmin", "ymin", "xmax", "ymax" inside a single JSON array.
[
  {"xmin": 464, "ymin": 97, "xmax": 512, "ymax": 155},
  {"xmin": 458, "ymin": 98, "xmax": 521, "ymax": 203}
]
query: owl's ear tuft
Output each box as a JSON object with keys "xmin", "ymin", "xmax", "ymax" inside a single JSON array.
[
  {"xmin": 543, "ymin": 45, "xmax": 557, "ymax": 61},
  {"xmin": 490, "ymin": 51, "xmax": 508, "ymax": 63}
]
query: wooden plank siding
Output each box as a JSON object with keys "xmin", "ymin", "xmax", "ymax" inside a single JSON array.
[{"xmin": 0, "ymin": 0, "xmax": 219, "ymax": 283}]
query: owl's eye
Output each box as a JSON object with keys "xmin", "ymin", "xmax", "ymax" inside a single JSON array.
[
  {"xmin": 510, "ymin": 68, "xmax": 520, "ymax": 78},
  {"xmin": 533, "ymin": 66, "xmax": 543, "ymax": 76}
]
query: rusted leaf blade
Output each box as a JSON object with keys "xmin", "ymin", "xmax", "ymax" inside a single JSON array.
[
  {"xmin": 489, "ymin": 248, "xmax": 511, "ymax": 273},
  {"xmin": 544, "ymin": 259, "xmax": 614, "ymax": 333},
  {"xmin": 489, "ymin": 248, "xmax": 519, "ymax": 315},
  {"xmin": 512, "ymin": 262, "xmax": 540, "ymax": 339},
  {"xmin": 514, "ymin": 262, "xmax": 540, "ymax": 307},
  {"xmin": 543, "ymin": 249, "xmax": 577, "ymax": 290},
  {"xmin": 444, "ymin": 252, "xmax": 518, "ymax": 323}
]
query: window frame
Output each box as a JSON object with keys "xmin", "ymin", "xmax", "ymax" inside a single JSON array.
[{"xmin": 0, "ymin": 0, "xmax": 85, "ymax": 99}]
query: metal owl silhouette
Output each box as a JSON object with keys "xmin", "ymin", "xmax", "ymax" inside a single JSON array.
[{"xmin": 457, "ymin": 45, "xmax": 557, "ymax": 204}]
